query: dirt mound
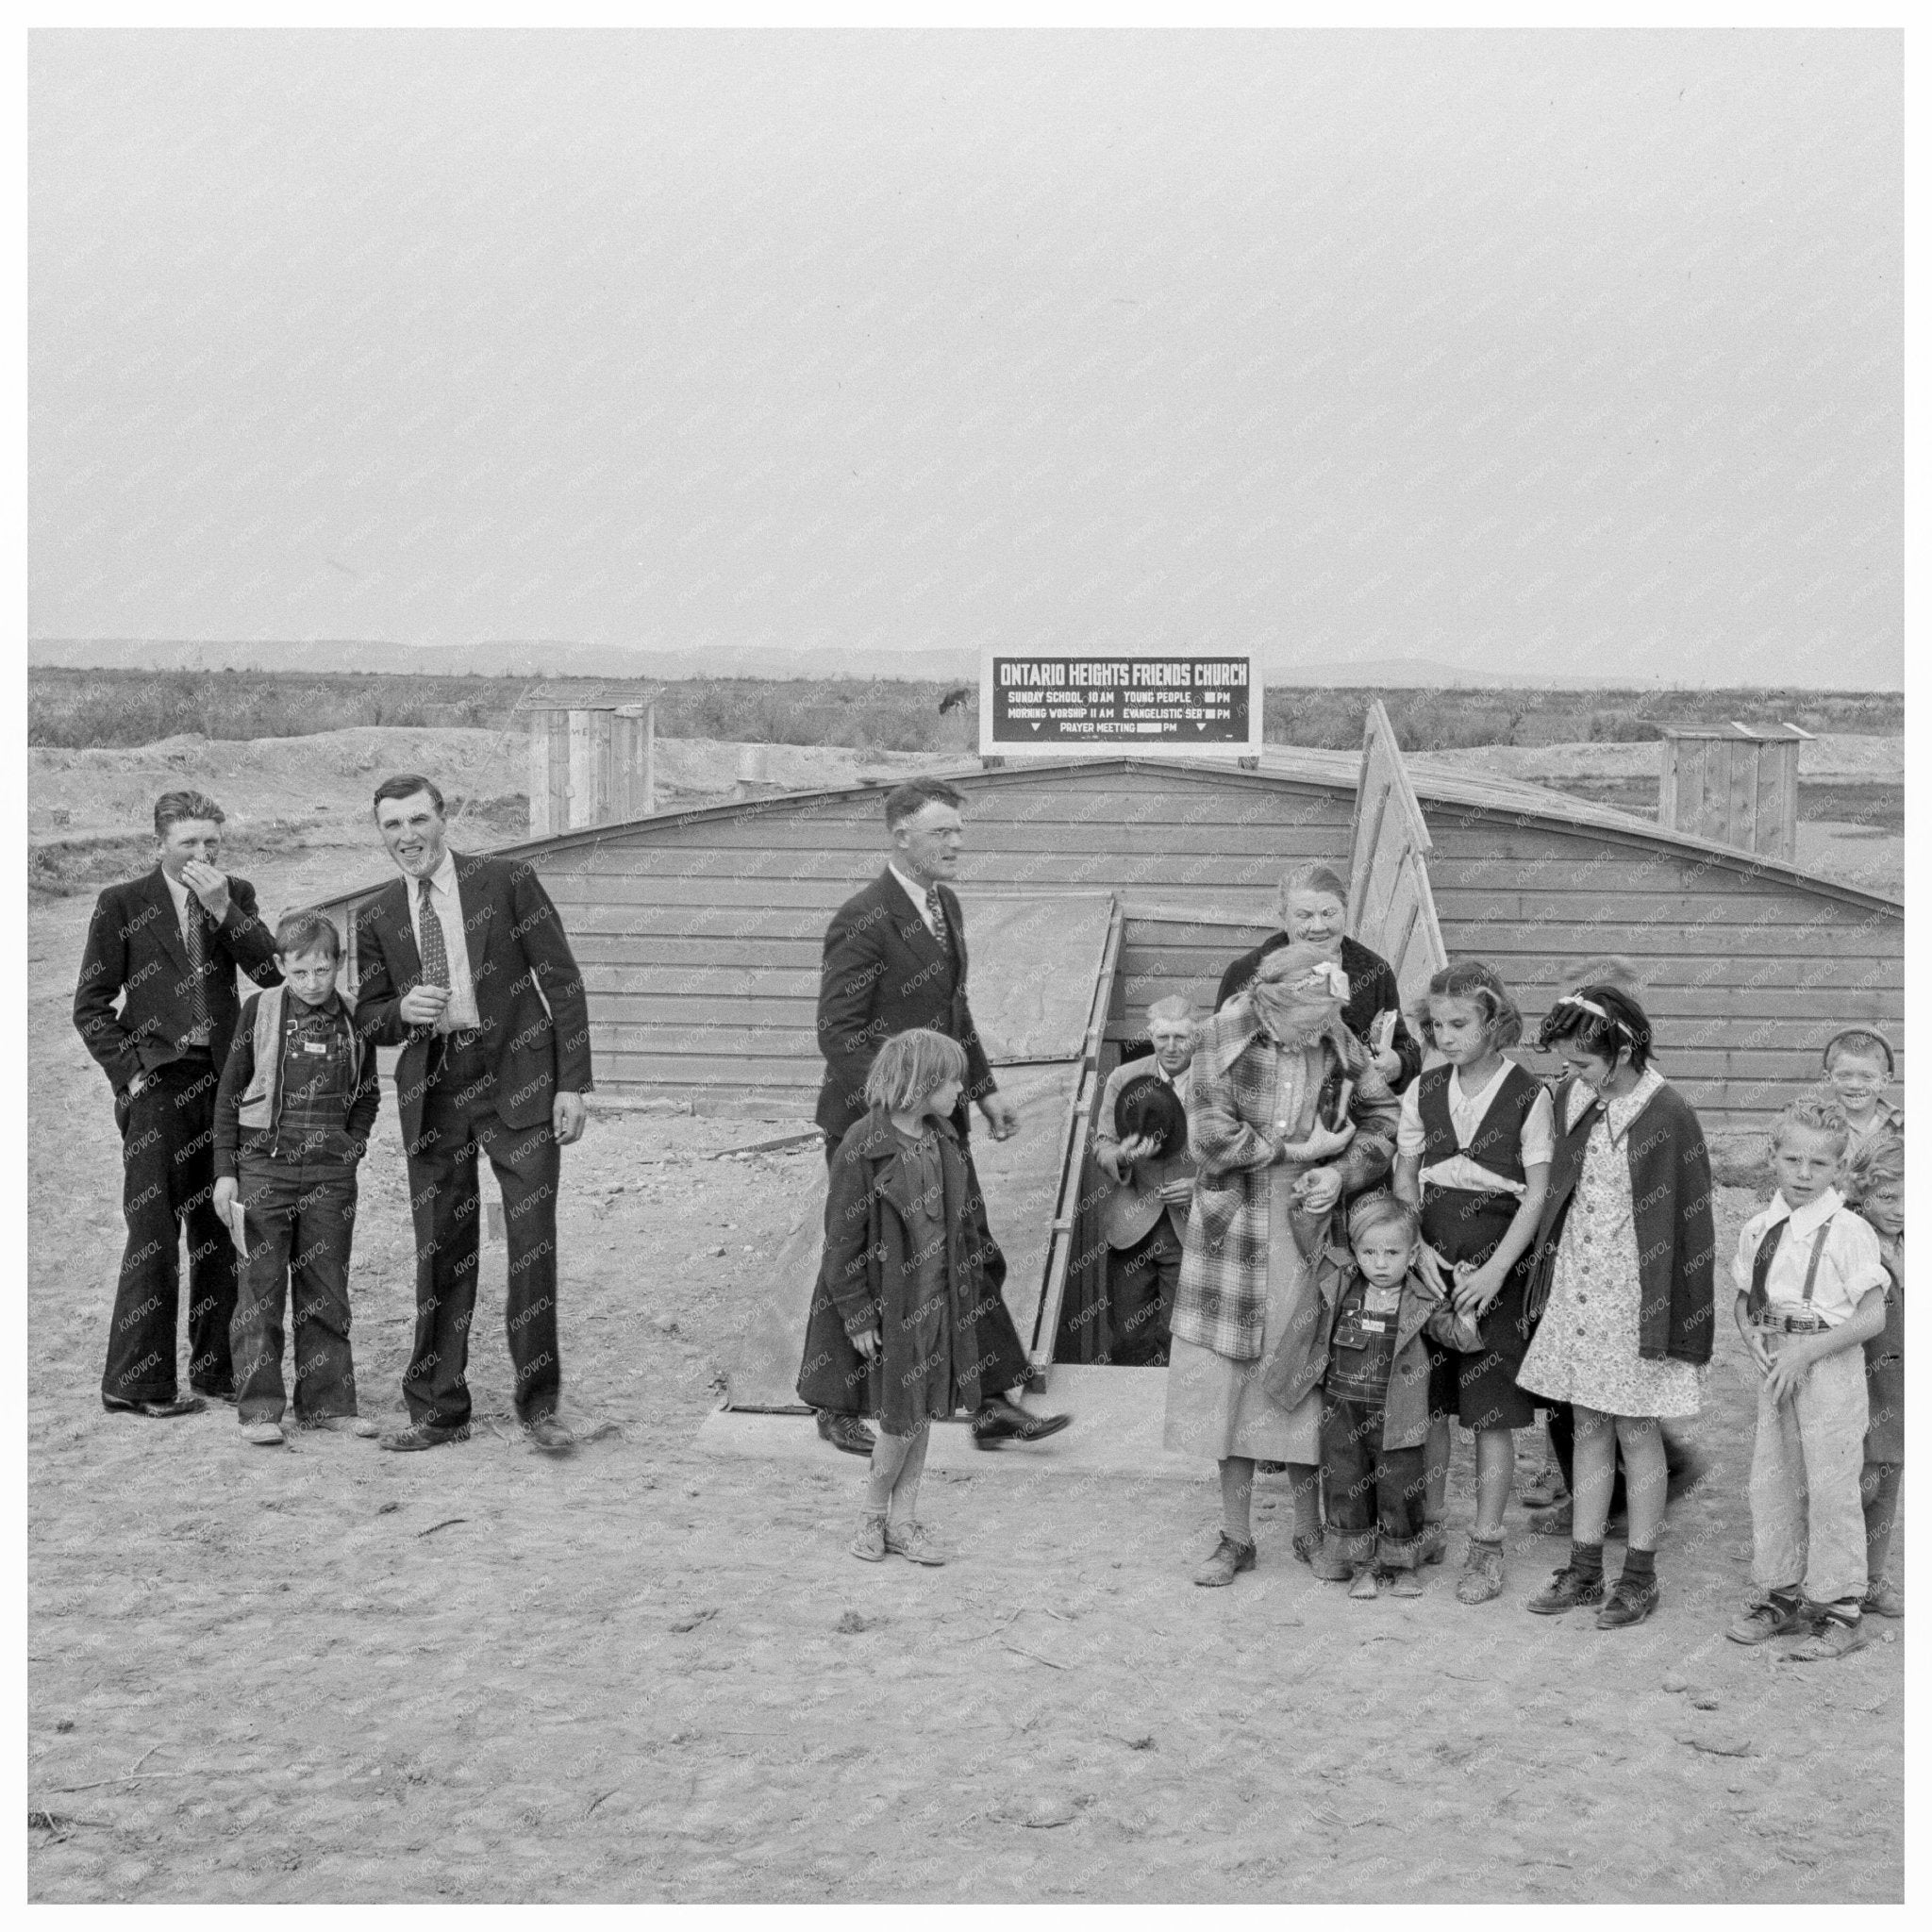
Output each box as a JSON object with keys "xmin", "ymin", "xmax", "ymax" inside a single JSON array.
[
  {"xmin": 1423, "ymin": 733, "xmax": 1902, "ymax": 786},
  {"xmin": 27, "ymin": 726, "xmax": 950, "ymax": 850}
]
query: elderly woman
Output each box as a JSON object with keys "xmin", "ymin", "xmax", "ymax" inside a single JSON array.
[
  {"xmin": 1216, "ymin": 862, "xmax": 1423, "ymax": 1092},
  {"xmin": 1167, "ymin": 942, "xmax": 1403, "ymax": 1586}
]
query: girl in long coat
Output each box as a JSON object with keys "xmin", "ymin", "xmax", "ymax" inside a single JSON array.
[
  {"xmin": 1166, "ymin": 942, "xmax": 1402, "ymax": 1586},
  {"xmin": 797, "ymin": 1028, "xmax": 1031, "ymax": 1565}
]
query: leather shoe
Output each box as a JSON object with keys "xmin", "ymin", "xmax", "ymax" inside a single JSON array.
[
  {"xmin": 970, "ymin": 1396, "xmax": 1072, "ymax": 1449},
  {"xmin": 817, "ymin": 1411, "xmax": 875, "ymax": 1457},
  {"xmin": 1308, "ymin": 1535, "xmax": 1356, "ymax": 1583},
  {"xmin": 525, "ymin": 1414, "xmax": 575, "ymax": 1453},
  {"xmin": 378, "ymin": 1421, "xmax": 471, "ymax": 1453},
  {"xmin": 1593, "ymin": 1574, "xmax": 1660, "ymax": 1629},
  {"xmin": 1192, "ymin": 1533, "xmax": 1257, "ymax": 1588},
  {"xmin": 1525, "ymin": 1564, "xmax": 1607, "ymax": 1615},
  {"xmin": 103, "ymin": 1394, "xmax": 207, "ymax": 1420}
]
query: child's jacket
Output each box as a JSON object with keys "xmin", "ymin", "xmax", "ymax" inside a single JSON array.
[
  {"xmin": 1862, "ymin": 1227, "xmax": 1905, "ymax": 1464},
  {"xmin": 795, "ymin": 1106, "xmax": 1029, "ymax": 1433},
  {"xmin": 213, "ymin": 985, "xmax": 379, "ymax": 1179},
  {"xmin": 1261, "ymin": 1241, "xmax": 1480, "ymax": 1451}
]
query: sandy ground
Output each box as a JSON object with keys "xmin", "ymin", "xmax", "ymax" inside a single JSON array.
[{"xmin": 25, "ymin": 835, "xmax": 1905, "ymax": 1903}]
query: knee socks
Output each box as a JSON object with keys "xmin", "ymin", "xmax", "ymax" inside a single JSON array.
[{"xmin": 864, "ymin": 1426, "xmax": 930, "ymax": 1521}]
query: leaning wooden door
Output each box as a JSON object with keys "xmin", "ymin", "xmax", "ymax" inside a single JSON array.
[{"xmin": 1345, "ymin": 700, "xmax": 1449, "ymax": 1013}]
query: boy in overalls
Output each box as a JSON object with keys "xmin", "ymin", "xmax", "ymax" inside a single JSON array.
[{"xmin": 213, "ymin": 911, "xmax": 381, "ymax": 1445}]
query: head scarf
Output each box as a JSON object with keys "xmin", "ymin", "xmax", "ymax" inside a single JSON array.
[{"xmin": 1248, "ymin": 941, "xmax": 1349, "ymax": 1043}]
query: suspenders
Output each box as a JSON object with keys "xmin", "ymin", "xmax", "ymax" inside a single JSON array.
[{"xmin": 1745, "ymin": 1213, "xmax": 1836, "ymax": 1320}]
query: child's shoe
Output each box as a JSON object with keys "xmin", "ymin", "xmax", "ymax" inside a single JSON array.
[
  {"xmin": 1519, "ymin": 1461, "xmax": 1569, "ymax": 1510},
  {"xmin": 849, "ymin": 1514, "xmax": 888, "ymax": 1563},
  {"xmin": 241, "ymin": 1420, "xmax": 285, "ymax": 1446},
  {"xmin": 1725, "ymin": 1592, "xmax": 1812, "ymax": 1645},
  {"xmin": 1347, "ymin": 1564, "xmax": 1379, "ymax": 1600},
  {"xmin": 885, "ymin": 1521, "xmax": 946, "ymax": 1567},
  {"xmin": 307, "ymin": 1414, "xmax": 380, "ymax": 1438},
  {"xmin": 1594, "ymin": 1574, "xmax": 1660, "ymax": 1629},
  {"xmin": 1383, "ymin": 1568, "xmax": 1424, "ymax": 1599},
  {"xmin": 1782, "ymin": 1610, "xmax": 1869, "ymax": 1662},
  {"xmin": 1863, "ymin": 1575, "xmax": 1905, "ymax": 1618},
  {"xmin": 1308, "ymin": 1535, "xmax": 1356, "ymax": 1583},
  {"xmin": 1525, "ymin": 1563, "xmax": 1606, "ymax": 1615},
  {"xmin": 1456, "ymin": 1538, "xmax": 1506, "ymax": 1605},
  {"xmin": 1192, "ymin": 1533, "xmax": 1257, "ymax": 1588}
]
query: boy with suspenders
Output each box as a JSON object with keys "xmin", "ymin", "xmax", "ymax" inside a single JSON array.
[{"xmin": 1726, "ymin": 1098, "xmax": 1890, "ymax": 1659}]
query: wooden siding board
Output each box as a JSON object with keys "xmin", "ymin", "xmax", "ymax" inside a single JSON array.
[
  {"xmin": 1433, "ymin": 921, "xmax": 1890, "ymax": 958},
  {"xmin": 597, "ymin": 1052, "xmax": 821, "ymax": 1088},
  {"xmin": 570, "ymin": 936, "xmax": 824, "ymax": 969},
  {"xmin": 528, "ymin": 822, "xmax": 1355, "ymax": 869},
  {"xmin": 1430, "ymin": 890, "xmax": 1902, "ymax": 927},
  {"xmin": 581, "ymin": 964, "xmax": 820, "ymax": 998}
]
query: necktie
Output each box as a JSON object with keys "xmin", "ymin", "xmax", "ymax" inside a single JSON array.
[
  {"xmin": 417, "ymin": 877, "xmax": 451, "ymax": 990},
  {"xmin": 182, "ymin": 898, "xmax": 213, "ymax": 1036},
  {"xmin": 924, "ymin": 886, "xmax": 949, "ymax": 949}
]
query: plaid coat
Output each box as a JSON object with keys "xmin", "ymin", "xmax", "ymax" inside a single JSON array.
[{"xmin": 1170, "ymin": 1005, "xmax": 1400, "ymax": 1361}]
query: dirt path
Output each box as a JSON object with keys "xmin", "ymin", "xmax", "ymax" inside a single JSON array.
[{"xmin": 26, "ymin": 876, "xmax": 1903, "ymax": 1903}]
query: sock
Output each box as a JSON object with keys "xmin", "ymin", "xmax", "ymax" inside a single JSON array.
[
  {"xmin": 1824, "ymin": 1595, "xmax": 1863, "ymax": 1625},
  {"xmin": 1621, "ymin": 1547, "xmax": 1656, "ymax": 1583},
  {"xmin": 1569, "ymin": 1541, "xmax": 1605, "ymax": 1579},
  {"xmin": 1220, "ymin": 1457, "xmax": 1257, "ymax": 1547},
  {"xmin": 1769, "ymin": 1585, "xmax": 1806, "ymax": 1608},
  {"xmin": 890, "ymin": 1426, "xmax": 930, "ymax": 1524},
  {"xmin": 1469, "ymin": 1535, "xmax": 1503, "ymax": 1552},
  {"xmin": 865, "ymin": 1430, "xmax": 913, "ymax": 1516}
]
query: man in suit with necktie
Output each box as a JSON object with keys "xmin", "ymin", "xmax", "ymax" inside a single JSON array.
[
  {"xmin": 352, "ymin": 774, "xmax": 591, "ymax": 1454},
  {"xmin": 809, "ymin": 777, "xmax": 1070, "ymax": 1457},
  {"xmin": 75, "ymin": 790, "xmax": 282, "ymax": 1416}
]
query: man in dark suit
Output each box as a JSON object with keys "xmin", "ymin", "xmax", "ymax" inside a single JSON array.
[
  {"xmin": 75, "ymin": 789, "xmax": 282, "ymax": 1415},
  {"xmin": 352, "ymin": 774, "xmax": 592, "ymax": 1454},
  {"xmin": 810, "ymin": 776, "xmax": 1069, "ymax": 1457}
]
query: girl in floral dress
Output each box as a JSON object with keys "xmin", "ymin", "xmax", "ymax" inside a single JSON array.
[{"xmin": 1516, "ymin": 987, "xmax": 1716, "ymax": 1631}]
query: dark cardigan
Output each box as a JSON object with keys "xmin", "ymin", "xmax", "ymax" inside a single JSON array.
[
  {"xmin": 1215, "ymin": 932, "xmax": 1423, "ymax": 1091},
  {"xmin": 1528, "ymin": 1074, "xmax": 1717, "ymax": 1366}
]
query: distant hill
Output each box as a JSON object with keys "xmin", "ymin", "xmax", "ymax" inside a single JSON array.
[{"xmin": 25, "ymin": 637, "xmax": 1898, "ymax": 692}]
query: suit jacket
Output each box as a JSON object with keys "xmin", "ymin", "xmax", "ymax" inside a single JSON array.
[
  {"xmin": 813, "ymin": 871, "xmax": 995, "ymax": 1145},
  {"xmin": 352, "ymin": 851, "xmax": 593, "ymax": 1153},
  {"xmin": 1092, "ymin": 1058, "xmax": 1196, "ymax": 1249},
  {"xmin": 74, "ymin": 866, "xmax": 280, "ymax": 1092}
]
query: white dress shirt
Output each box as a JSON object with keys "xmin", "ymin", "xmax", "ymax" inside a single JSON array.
[
  {"xmin": 161, "ymin": 868, "xmax": 214, "ymax": 1043},
  {"xmin": 408, "ymin": 849, "xmax": 481, "ymax": 1033},
  {"xmin": 889, "ymin": 862, "xmax": 941, "ymax": 937},
  {"xmin": 162, "ymin": 867, "xmax": 200, "ymax": 940},
  {"xmin": 1732, "ymin": 1184, "xmax": 1888, "ymax": 1327},
  {"xmin": 1397, "ymin": 1060, "xmax": 1556, "ymax": 1198}
]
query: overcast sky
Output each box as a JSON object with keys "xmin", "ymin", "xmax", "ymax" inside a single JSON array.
[{"xmin": 28, "ymin": 30, "xmax": 1901, "ymax": 684}]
